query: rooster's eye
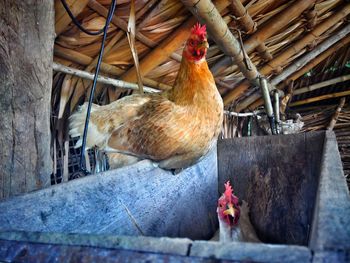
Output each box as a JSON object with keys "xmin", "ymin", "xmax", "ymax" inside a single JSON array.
[{"xmin": 189, "ymin": 40, "xmax": 195, "ymax": 46}]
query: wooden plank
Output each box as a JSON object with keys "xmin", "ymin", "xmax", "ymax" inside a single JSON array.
[{"xmin": 0, "ymin": 1, "xmax": 54, "ymax": 199}]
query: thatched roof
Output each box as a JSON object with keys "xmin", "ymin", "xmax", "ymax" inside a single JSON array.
[
  {"xmin": 53, "ymin": 0, "xmax": 350, "ymax": 114},
  {"xmin": 51, "ymin": 0, "xmax": 350, "ymax": 186}
]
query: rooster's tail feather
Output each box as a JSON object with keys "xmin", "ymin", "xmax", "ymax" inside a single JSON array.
[{"xmin": 69, "ymin": 103, "xmax": 102, "ymax": 149}]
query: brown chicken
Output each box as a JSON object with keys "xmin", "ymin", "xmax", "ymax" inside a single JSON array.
[{"xmin": 69, "ymin": 23, "xmax": 223, "ymax": 170}]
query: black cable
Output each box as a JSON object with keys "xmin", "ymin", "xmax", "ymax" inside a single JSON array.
[
  {"xmin": 72, "ymin": 0, "xmax": 116, "ymax": 174},
  {"xmin": 60, "ymin": 0, "xmax": 112, "ymax": 36}
]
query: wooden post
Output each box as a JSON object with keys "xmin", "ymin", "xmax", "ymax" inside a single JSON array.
[{"xmin": 0, "ymin": 0, "xmax": 54, "ymax": 199}]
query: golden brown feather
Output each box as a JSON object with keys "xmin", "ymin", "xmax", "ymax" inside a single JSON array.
[{"xmin": 69, "ymin": 23, "xmax": 223, "ymax": 170}]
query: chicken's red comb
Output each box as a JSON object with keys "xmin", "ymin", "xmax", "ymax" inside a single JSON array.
[
  {"xmin": 191, "ymin": 23, "xmax": 206, "ymax": 38},
  {"xmin": 224, "ymin": 181, "xmax": 233, "ymax": 201}
]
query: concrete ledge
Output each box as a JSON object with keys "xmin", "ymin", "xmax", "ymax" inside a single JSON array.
[
  {"xmin": 0, "ymin": 148, "xmax": 218, "ymax": 240},
  {"xmin": 0, "ymin": 239, "xmax": 203, "ymax": 263},
  {"xmin": 309, "ymin": 131, "xmax": 350, "ymax": 252},
  {"xmin": 0, "ymin": 231, "xmax": 192, "ymax": 256},
  {"xmin": 190, "ymin": 241, "xmax": 312, "ymax": 263}
]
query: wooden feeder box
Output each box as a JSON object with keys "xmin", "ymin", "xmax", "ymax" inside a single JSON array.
[{"xmin": 0, "ymin": 131, "xmax": 349, "ymax": 262}]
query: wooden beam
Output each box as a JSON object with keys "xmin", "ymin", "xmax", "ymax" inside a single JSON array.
[
  {"xmin": 294, "ymin": 75, "xmax": 350, "ymax": 96},
  {"xmin": 290, "ymin": 90, "xmax": 350, "ymax": 107},
  {"xmin": 1, "ymin": 1, "xmax": 54, "ymax": 199}
]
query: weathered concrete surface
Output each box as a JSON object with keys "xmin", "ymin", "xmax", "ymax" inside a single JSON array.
[
  {"xmin": 0, "ymin": 231, "xmax": 192, "ymax": 256},
  {"xmin": 190, "ymin": 241, "xmax": 312, "ymax": 263},
  {"xmin": 217, "ymin": 132, "xmax": 324, "ymax": 245},
  {"xmin": 313, "ymin": 251, "xmax": 350, "ymax": 263},
  {"xmin": 309, "ymin": 131, "xmax": 350, "ymax": 262},
  {"xmin": 0, "ymin": 149, "xmax": 218, "ymax": 240},
  {"xmin": 0, "ymin": 239, "xmax": 208, "ymax": 263}
]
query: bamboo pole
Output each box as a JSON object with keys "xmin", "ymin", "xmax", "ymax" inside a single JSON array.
[
  {"xmin": 280, "ymin": 35, "xmax": 350, "ymax": 87},
  {"xmin": 231, "ymin": 0, "xmax": 256, "ymax": 34},
  {"xmin": 271, "ymin": 24, "xmax": 350, "ymax": 85},
  {"xmin": 222, "ymin": 2, "xmax": 349, "ymax": 106},
  {"xmin": 181, "ymin": 0, "xmax": 259, "ymax": 84},
  {"xmin": 328, "ymin": 98, "xmax": 346, "ymax": 131},
  {"xmin": 54, "ymin": 45, "xmax": 170, "ymax": 90},
  {"xmin": 212, "ymin": 0, "xmax": 315, "ymax": 75},
  {"xmin": 290, "ymin": 90, "xmax": 350, "ymax": 107},
  {"xmin": 294, "ymin": 75, "xmax": 350, "ymax": 95},
  {"xmin": 261, "ymin": 3, "xmax": 350, "ymax": 76},
  {"xmin": 122, "ymin": 0, "xmax": 231, "ymax": 83},
  {"xmin": 256, "ymin": 42, "xmax": 273, "ymax": 61},
  {"xmin": 246, "ymin": 35, "xmax": 350, "ymax": 110},
  {"xmin": 54, "ymin": 45, "xmax": 123, "ymax": 75},
  {"xmin": 230, "ymin": 0, "xmax": 272, "ymax": 61},
  {"xmin": 235, "ymin": 24, "xmax": 350, "ymax": 111},
  {"xmin": 52, "ymin": 62, "xmax": 159, "ymax": 93},
  {"xmin": 244, "ymin": 0, "xmax": 315, "ymax": 53}
]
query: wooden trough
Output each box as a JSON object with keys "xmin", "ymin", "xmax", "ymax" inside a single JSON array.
[{"xmin": 0, "ymin": 131, "xmax": 349, "ymax": 262}]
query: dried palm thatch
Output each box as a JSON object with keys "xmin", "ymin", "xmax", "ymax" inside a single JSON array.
[
  {"xmin": 298, "ymin": 102, "xmax": 350, "ymax": 188},
  {"xmin": 51, "ymin": 0, "xmax": 350, "ymax": 182}
]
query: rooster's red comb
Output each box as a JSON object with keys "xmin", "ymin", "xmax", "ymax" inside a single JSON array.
[
  {"xmin": 191, "ymin": 23, "xmax": 207, "ymax": 39},
  {"xmin": 224, "ymin": 181, "xmax": 233, "ymax": 201}
]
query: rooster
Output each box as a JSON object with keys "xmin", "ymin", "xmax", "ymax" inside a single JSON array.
[
  {"xmin": 69, "ymin": 23, "xmax": 223, "ymax": 170},
  {"xmin": 214, "ymin": 181, "xmax": 261, "ymax": 243}
]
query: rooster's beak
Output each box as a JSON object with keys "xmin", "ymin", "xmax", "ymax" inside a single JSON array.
[
  {"xmin": 223, "ymin": 203, "xmax": 235, "ymax": 218},
  {"xmin": 197, "ymin": 41, "xmax": 209, "ymax": 49}
]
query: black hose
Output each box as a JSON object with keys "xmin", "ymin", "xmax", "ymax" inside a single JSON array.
[
  {"xmin": 59, "ymin": 0, "xmax": 116, "ymax": 174},
  {"xmin": 60, "ymin": 0, "xmax": 113, "ymax": 36}
]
